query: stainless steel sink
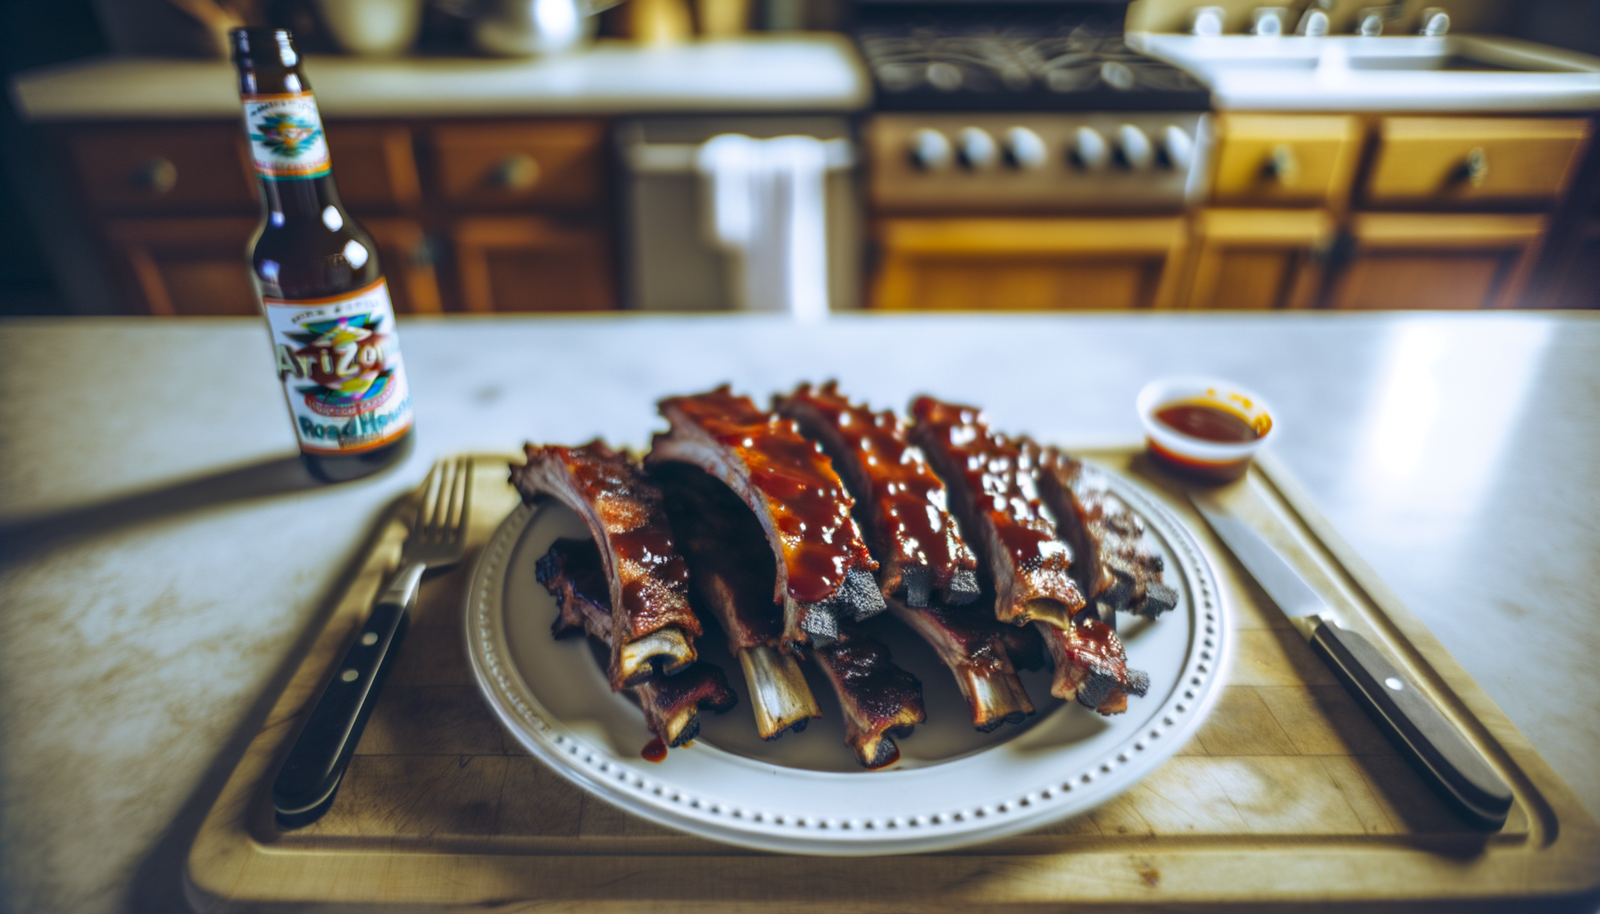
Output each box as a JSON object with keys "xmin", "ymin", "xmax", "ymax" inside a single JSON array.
[{"xmin": 1127, "ymin": 34, "xmax": 1600, "ymax": 110}]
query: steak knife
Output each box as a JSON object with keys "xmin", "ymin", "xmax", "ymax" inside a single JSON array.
[{"xmin": 1188, "ymin": 491, "xmax": 1513, "ymax": 830}]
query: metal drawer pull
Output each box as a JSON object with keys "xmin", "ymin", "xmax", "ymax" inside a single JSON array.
[
  {"xmin": 1461, "ymin": 147, "xmax": 1489, "ymax": 188},
  {"xmin": 132, "ymin": 157, "xmax": 178, "ymax": 194},
  {"xmin": 489, "ymin": 153, "xmax": 540, "ymax": 190},
  {"xmin": 628, "ymin": 138, "xmax": 855, "ymax": 174},
  {"xmin": 1263, "ymin": 144, "xmax": 1299, "ymax": 186}
]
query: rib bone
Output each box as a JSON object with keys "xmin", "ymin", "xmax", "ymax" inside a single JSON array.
[
  {"xmin": 536, "ymin": 537, "xmax": 736, "ymax": 747},
  {"xmin": 656, "ymin": 464, "xmax": 822, "ymax": 740},
  {"xmin": 810, "ymin": 634, "xmax": 926, "ymax": 769},
  {"xmin": 512, "ymin": 441, "xmax": 701, "ymax": 689},
  {"xmin": 886, "ymin": 599, "xmax": 1033, "ymax": 732},
  {"xmin": 648, "ymin": 386, "xmax": 884, "ymax": 653}
]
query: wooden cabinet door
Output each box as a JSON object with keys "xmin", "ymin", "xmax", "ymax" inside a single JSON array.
[
  {"xmin": 106, "ymin": 217, "xmax": 259, "ymax": 315},
  {"xmin": 1365, "ymin": 117, "xmax": 1590, "ymax": 208},
  {"xmin": 869, "ymin": 218, "xmax": 1187, "ymax": 311},
  {"xmin": 453, "ymin": 216, "xmax": 615, "ymax": 312},
  {"xmin": 65, "ymin": 124, "xmax": 257, "ymax": 214},
  {"xmin": 1181, "ymin": 209, "xmax": 1334, "ymax": 310},
  {"xmin": 431, "ymin": 121, "xmax": 605, "ymax": 211},
  {"xmin": 1327, "ymin": 213, "xmax": 1546, "ymax": 310},
  {"xmin": 1211, "ymin": 115, "xmax": 1361, "ymax": 208},
  {"xmin": 326, "ymin": 124, "xmax": 422, "ymax": 211},
  {"xmin": 108, "ymin": 217, "xmax": 442, "ymax": 316}
]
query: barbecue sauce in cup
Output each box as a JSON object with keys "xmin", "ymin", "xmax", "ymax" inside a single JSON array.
[{"xmin": 1137, "ymin": 379, "xmax": 1275, "ymax": 482}]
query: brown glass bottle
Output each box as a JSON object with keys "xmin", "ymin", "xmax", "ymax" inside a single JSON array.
[{"xmin": 231, "ymin": 28, "xmax": 414, "ymax": 483}]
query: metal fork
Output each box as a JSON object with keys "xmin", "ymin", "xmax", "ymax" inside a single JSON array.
[{"xmin": 273, "ymin": 458, "xmax": 473, "ymax": 827}]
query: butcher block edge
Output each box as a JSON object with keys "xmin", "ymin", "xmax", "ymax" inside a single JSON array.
[{"xmin": 184, "ymin": 450, "xmax": 1600, "ymax": 912}]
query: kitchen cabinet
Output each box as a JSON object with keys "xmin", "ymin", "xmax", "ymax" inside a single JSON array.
[
  {"xmin": 1180, "ymin": 209, "xmax": 1333, "ymax": 310},
  {"xmin": 49, "ymin": 118, "xmax": 615, "ymax": 315},
  {"xmin": 453, "ymin": 216, "xmax": 613, "ymax": 313},
  {"xmin": 1364, "ymin": 117, "xmax": 1589, "ymax": 208},
  {"xmin": 1326, "ymin": 213, "xmax": 1545, "ymax": 310},
  {"xmin": 870, "ymin": 218, "xmax": 1187, "ymax": 311},
  {"xmin": 1210, "ymin": 114, "xmax": 1362, "ymax": 208}
]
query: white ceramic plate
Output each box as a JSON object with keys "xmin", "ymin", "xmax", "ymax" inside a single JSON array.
[{"xmin": 464, "ymin": 467, "xmax": 1228, "ymax": 855}]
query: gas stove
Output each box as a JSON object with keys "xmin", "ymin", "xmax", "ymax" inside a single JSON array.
[{"xmin": 854, "ymin": 5, "xmax": 1212, "ymax": 111}]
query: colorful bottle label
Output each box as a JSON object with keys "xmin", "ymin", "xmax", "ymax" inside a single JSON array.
[
  {"xmin": 265, "ymin": 278, "xmax": 414, "ymax": 455},
  {"xmin": 241, "ymin": 92, "xmax": 331, "ymax": 180}
]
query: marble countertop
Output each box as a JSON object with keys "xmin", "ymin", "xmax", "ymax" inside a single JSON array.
[
  {"xmin": 8, "ymin": 34, "xmax": 870, "ymax": 120},
  {"xmin": 1, "ymin": 312, "xmax": 1597, "ymax": 912}
]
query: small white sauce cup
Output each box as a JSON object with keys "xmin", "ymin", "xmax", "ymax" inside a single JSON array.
[{"xmin": 1136, "ymin": 376, "xmax": 1275, "ymax": 481}]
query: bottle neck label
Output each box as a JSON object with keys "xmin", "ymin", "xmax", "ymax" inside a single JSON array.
[
  {"xmin": 264, "ymin": 278, "xmax": 414, "ymax": 455},
  {"xmin": 241, "ymin": 91, "xmax": 331, "ymax": 181}
]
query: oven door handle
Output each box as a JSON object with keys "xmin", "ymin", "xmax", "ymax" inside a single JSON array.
[{"xmin": 627, "ymin": 138, "xmax": 856, "ymax": 174}]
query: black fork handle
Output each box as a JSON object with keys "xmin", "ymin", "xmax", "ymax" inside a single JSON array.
[{"xmin": 272, "ymin": 562, "xmax": 423, "ymax": 827}]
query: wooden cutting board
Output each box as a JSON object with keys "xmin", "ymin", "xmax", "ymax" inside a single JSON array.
[{"xmin": 185, "ymin": 450, "xmax": 1600, "ymax": 912}]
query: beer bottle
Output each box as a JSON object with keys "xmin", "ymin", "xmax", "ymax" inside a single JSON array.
[{"xmin": 231, "ymin": 28, "xmax": 415, "ymax": 483}]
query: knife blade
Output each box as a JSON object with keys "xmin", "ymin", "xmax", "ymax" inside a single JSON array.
[{"xmin": 1188, "ymin": 490, "xmax": 1513, "ymax": 830}]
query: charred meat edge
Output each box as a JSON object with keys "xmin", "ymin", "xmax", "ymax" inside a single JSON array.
[
  {"xmin": 536, "ymin": 538, "xmax": 736, "ymax": 747},
  {"xmin": 906, "ymin": 397, "xmax": 1085, "ymax": 630},
  {"xmin": 810, "ymin": 634, "xmax": 926, "ymax": 769},
  {"xmin": 511, "ymin": 441, "xmax": 700, "ymax": 689},
  {"xmin": 1035, "ymin": 449, "xmax": 1178, "ymax": 622},
  {"xmin": 656, "ymin": 464, "xmax": 822, "ymax": 741},
  {"xmin": 647, "ymin": 386, "xmax": 884, "ymax": 654},
  {"xmin": 1034, "ymin": 617, "xmax": 1150, "ymax": 715},
  {"xmin": 776, "ymin": 381, "xmax": 979, "ymax": 608}
]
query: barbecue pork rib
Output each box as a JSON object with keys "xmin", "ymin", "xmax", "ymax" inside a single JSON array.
[
  {"xmin": 655, "ymin": 464, "xmax": 823, "ymax": 741},
  {"xmin": 885, "ymin": 598, "xmax": 1033, "ymax": 732},
  {"xmin": 810, "ymin": 633, "xmax": 926, "ymax": 769},
  {"xmin": 537, "ymin": 538, "xmax": 736, "ymax": 748},
  {"xmin": 909, "ymin": 399, "xmax": 1147, "ymax": 714},
  {"xmin": 775, "ymin": 381, "xmax": 979, "ymax": 608},
  {"xmin": 907, "ymin": 397, "xmax": 1086, "ymax": 629},
  {"xmin": 647, "ymin": 387, "xmax": 884, "ymax": 653},
  {"xmin": 775, "ymin": 382, "xmax": 1031, "ymax": 730},
  {"xmin": 511, "ymin": 441, "xmax": 702, "ymax": 689},
  {"xmin": 1036, "ymin": 450, "xmax": 1178, "ymax": 622}
]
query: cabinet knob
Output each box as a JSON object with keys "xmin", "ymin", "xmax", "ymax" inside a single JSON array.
[
  {"xmin": 1460, "ymin": 146, "xmax": 1489, "ymax": 188},
  {"xmin": 1002, "ymin": 126, "xmax": 1048, "ymax": 171},
  {"xmin": 1263, "ymin": 144, "xmax": 1299, "ymax": 185},
  {"xmin": 1071, "ymin": 127, "xmax": 1109, "ymax": 171},
  {"xmin": 907, "ymin": 128, "xmax": 953, "ymax": 171},
  {"xmin": 490, "ymin": 153, "xmax": 540, "ymax": 190},
  {"xmin": 132, "ymin": 157, "xmax": 178, "ymax": 194},
  {"xmin": 956, "ymin": 127, "xmax": 998, "ymax": 171}
]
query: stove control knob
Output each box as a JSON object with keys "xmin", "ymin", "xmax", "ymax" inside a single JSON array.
[
  {"xmin": 908, "ymin": 128, "xmax": 953, "ymax": 172},
  {"xmin": 1162, "ymin": 125, "xmax": 1195, "ymax": 170},
  {"xmin": 957, "ymin": 127, "xmax": 999, "ymax": 171},
  {"xmin": 1003, "ymin": 127, "xmax": 1048, "ymax": 170},
  {"xmin": 1117, "ymin": 124, "xmax": 1154, "ymax": 171},
  {"xmin": 1071, "ymin": 127, "xmax": 1109, "ymax": 171}
]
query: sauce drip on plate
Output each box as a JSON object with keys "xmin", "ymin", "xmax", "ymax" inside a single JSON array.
[{"xmin": 641, "ymin": 736, "xmax": 668, "ymax": 763}]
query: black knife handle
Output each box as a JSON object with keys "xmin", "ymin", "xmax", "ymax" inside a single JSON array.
[
  {"xmin": 1310, "ymin": 620, "xmax": 1513, "ymax": 830},
  {"xmin": 272, "ymin": 597, "xmax": 410, "ymax": 826}
]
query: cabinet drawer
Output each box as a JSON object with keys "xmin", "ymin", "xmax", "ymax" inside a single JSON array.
[
  {"xmin": 1211, "ymin": 115, "xmax": 1360, "ymax": 206},
  {"xmin": 65, "ymin": 124, "xmax": 256, "ymax": 213},
  {"xmin": 326, "ymin": 124, "xmax": 421, "ymax": 210},
  {"xmin": 1365, "ymin": 117, "xmax": 1589, "ymax": 206},
  {"xmin": 1327, "ymin": 213, "xmax": 1546, "ymax": 310},
  {"xmin": 870, "ymin": 217, "xmax": 1187, "ymax": 310},
  {"xmin": 432, "ymin": 121, "xmax": 604, "ymax": 209}
]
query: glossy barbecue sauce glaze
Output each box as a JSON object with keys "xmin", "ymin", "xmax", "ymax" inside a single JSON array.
[
  {"xmin": 547, "ymin": 442, "xmax": 700, "ymax": 641},
  {"xmin": 781, "ymin": 382, "xmax": 976, "ymax": 586},
  {"xmin": 909, "ymin": 397, "xmax": 1081, "ymax": 593},
  {"xmin": 659, "ymin": 388, "xmax": 876, "ymax": 604},
  {"xmin": 640, "ymin": 736, "xmax": 668, "ymax": 763}
]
